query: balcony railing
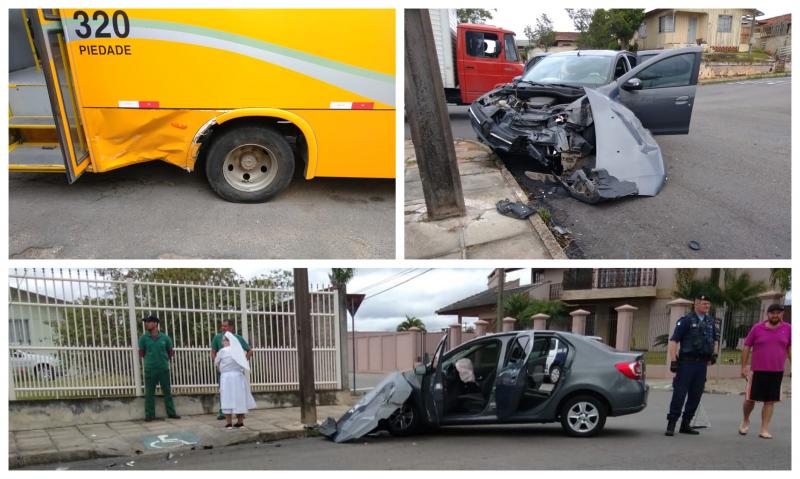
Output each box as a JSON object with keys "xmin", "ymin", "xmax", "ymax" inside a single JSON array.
[
  {"xmin": 549, "ymin": 283, "xmax": 563, "ymax": 300},
  {"xmin": 563, "ymin": 269, "xmax": 657, "ymax": 290}
]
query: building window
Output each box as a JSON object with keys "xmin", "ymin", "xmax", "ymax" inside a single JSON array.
[
  {"xmin": 532, "ymin": 270, "xmax": 544, "ymax": 285},
  {"xmin": 638, "ymin": 22, "xmax": 647, "ymax": 38},
  {"xmin": 10, "ymin": 319, "xmax": 31, "ymax": 345},
  {"xmin": 718, "ymin": 15, "xmax": 733, "ymax": 33},
  {"xmin": 658, "ymin": 15, "xmax": 675, "ymax": 33}
]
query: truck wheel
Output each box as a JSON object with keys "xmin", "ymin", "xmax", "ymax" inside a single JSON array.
[
  {"xmin": 205, "ymin": 126, "xmax": 295, "ymax": 202},
  {"xmin": 560, "ymin": 395, "xmax": 606, "ymax": 437},
  {"xmin": 385, "ymin": 401, "xmax": 420, "ymax": 436}
]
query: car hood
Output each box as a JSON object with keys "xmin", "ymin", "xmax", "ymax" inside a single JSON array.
[
  {"xmin": 318, "ymin": 371, "xmax": 412, "ymax": 443},
  {"xmin": 584, "ymin": 88, "xmax": 665, "ymax": 197}
]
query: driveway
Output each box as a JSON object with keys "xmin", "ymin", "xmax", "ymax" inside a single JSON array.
[
  {"xmin": 9, "ymin": 163, "xmax": 395, "ymax": 259},
  {"xmin": 410, "ymin": 79, "xmax": 790, "ymax": 258}
]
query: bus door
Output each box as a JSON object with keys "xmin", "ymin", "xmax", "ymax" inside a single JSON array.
[{"xmin": 26, "ymin": 9, "xmax": 89, "ymax": 182}]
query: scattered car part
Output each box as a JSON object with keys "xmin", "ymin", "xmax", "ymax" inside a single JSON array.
[
  {"xmin": 496, "ymin": 199, "xmax": 536, "ymax": 219},
  {"xmin": 688, "ymin": 240, "xmax": 701, "ymax": 251}
]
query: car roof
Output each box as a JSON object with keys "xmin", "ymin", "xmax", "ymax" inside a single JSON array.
[{"xmin": 548, "ymin": 50, "xmax": 630, "ymax": 57}]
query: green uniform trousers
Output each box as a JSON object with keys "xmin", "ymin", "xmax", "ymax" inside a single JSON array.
[{"xmin": 144, "ymin": 368, "xmax": 177, "ymax": 418}]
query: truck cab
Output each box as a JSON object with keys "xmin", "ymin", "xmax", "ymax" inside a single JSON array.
[{"xmin": 453, "ymin": 23, "xmax": 523, "ymax": 104}]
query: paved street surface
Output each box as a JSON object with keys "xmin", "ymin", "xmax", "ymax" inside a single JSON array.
[
  {"xmin": 9, "ymin": 163, "xmax": 394, "ymax": 259},
  {"xmin": 406, "ymin": 80, "xmax": 790, "ymax": 258},
  {"xmin": 27, "ymin": 390, "xmax": 790, "ymax": 470}
]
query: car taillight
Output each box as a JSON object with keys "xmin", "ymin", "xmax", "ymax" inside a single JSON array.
[{"xmin": 615, "ymin": 360, "xmax": 643, "ymax": 380}]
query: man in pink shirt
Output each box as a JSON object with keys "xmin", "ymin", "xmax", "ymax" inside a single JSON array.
[{"xmin": 739, "ymin": 303, "xmax": 791, "ymax": 439}]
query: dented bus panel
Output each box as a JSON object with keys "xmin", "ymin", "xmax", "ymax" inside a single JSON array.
[{"xmin": 10, "ymin": 8, "xmax": 395, "ymax": 202}]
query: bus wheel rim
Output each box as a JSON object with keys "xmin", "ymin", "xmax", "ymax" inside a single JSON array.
[{"xmin": 222, "ymin": 143, "xmax": 279, "ymax": 192}]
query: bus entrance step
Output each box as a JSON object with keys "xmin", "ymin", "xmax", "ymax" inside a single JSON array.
[{"xmin": 9, "ymin": 143, "xmax": 66, "ymax": 173}]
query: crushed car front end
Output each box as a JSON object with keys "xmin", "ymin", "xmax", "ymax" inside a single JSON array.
[{"xmin": 469, "ymin": 83, "xmax": 665, "ymax": 203}]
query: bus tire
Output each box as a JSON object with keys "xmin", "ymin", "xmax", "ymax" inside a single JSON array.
[{"xmin": 205, "ymin": 126, "xmax": 295, "ymax": 203}]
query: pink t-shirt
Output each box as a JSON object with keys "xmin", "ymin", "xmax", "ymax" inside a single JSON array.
[{"xmin": 744, "ymin": 321, "xmax": 791, "ymax": 372}]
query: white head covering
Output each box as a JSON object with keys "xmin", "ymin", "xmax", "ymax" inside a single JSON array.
[{"xmin": 224, "ymin": 331, "xmax": 250, "ymax": 372}]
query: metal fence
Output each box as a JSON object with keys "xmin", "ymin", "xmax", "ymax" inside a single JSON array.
[{"xmin": 8, "ymin": 269, "xmax": 341, "ymax": 400}]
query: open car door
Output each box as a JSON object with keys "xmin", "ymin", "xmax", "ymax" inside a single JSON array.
[
  {"xmin": 422, "ymin": 332, "xmax": 449, "ymax": 426},
  {"xmin": 26, "ymin": 9, "xmax": 90, "ymax": 182},
  {"xmin": 495, "ymin": 331, "xmax": 535, "ymax": 420},
  {"xmin": 613, "ymin": 46, "xmax": 702, "ymax": 135}
]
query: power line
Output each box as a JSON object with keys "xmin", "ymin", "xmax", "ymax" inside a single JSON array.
[
  {"xmin": 364, "ymin": 269, "xmax": 434, "ymax": 301},
  {"xmin": 356, "ymin": 268, "xmax": 417, "ymax": 295}
]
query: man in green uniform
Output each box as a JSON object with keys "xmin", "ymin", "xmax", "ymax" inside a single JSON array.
[
  {"xmin": 211, "ymin": 319, "xmax": 253, "ymax": 419},
  {"xmin": 139, "ymin": 315, "xmax": 180, "ymax": 421}
]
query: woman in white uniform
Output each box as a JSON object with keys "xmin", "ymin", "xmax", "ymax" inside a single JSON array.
[{"xmin": 214, "ymin": 331, "xmax": 256, "ymax": 429}]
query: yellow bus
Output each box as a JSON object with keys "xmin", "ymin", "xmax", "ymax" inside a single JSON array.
[{"xmin": 9, "ymin": 9, "xmax": 395, "ymax": 202}]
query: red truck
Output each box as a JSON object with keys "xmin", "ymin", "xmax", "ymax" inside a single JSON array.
[{"xmin": 429, "ymin": 9, "xmax": 524, "ymax": 105}]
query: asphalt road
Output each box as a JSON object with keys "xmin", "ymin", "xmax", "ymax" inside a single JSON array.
[
  {"xmin": 31, "ymin": 390, "xmax": 790, "ymax": 470},
  {"xmin": 406, "ymin": 79, "xmax": 791, "ymax": 258},
  {"xmin": 9, "ymin": 163, "xmax": 395, "ymax": 259}
]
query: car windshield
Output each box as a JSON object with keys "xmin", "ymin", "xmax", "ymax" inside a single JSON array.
[{"xmin": 522, "ymin": 55, "xmax": 614, "ymax": 86}]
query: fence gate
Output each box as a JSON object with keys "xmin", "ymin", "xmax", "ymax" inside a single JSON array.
[{"xmin": 8, "ymin": 269, "xmax": 341, "ymax": 400}]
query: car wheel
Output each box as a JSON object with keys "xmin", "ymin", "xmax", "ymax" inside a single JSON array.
[
  {"xmin": 35, "ymin": 364, "xmax": 54, "ymax": 381},
  {"xmin": 205, "ymin": 125, "xmax": 295, "ymax": 203},
  {"xmin": 549, "ymin": 365, "xmax": 562, "ymax": 383},
  {"xmin": 386, "ymin": 401, "xmax": 420, "ymax": 436},
  {"xmin": 560, "ymin": 395, "xmax": 606, "ymax": 437}
]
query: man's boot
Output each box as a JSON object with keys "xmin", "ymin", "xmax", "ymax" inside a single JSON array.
[
  {"xmin": 680, "ymin": 419, "xmax": 700, "ymax": 435},
  {"xmin": 665, "ymin": 419, "xmax": 677, "ymax": 436}
]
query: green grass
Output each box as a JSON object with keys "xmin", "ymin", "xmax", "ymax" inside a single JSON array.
[
  {"xmin": 703, "ymin": 51, "xmax": 772, "ymax": 62},
  {"xmin": 642, "ymin": 350, "xmax": 743, "ymax": 365}
]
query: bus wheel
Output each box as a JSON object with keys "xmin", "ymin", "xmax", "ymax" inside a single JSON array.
[{"xmin": 205, "ymin": 126, "xmax": 295, "ymax": 202}]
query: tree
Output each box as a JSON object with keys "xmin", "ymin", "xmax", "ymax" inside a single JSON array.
[
  {"xmin": 457, "ymin": 8, "xmax": 495, "ymax": 24},
  {"xmin": 503, "ymin": 293, "xmax": 566, "ymax": 330},
  {"xmin": 565, "ymin": 8, "xmax": 594, "ymax": 47},
  {"xmin": 585, "ymin": 9, "xmax": 645, "ymax": 50},
  {"xmin": 397, "ymin": 315, "xmax": 427, "ymax": 332},
  {"xmin": 523, "ymin": 24, "xmax": 535, "ymax": 53},
  {"xmin": 717, "ymin": 269, "xmax": 766, "ymax": 350},
  {"xmin": 769, "ymin": 268, "xmax": 791, "ymax": 292},
  {"xmin": 533, "ymin": 14, "xmax": 556, "ymax": 51}
]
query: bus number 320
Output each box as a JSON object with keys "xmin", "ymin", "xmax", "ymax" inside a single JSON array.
[{"xmin": 73, "ymin": 10, "xmax": 130, "ymax": 39}]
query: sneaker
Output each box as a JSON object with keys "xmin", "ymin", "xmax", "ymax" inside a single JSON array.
[
  {"xmin": 234, "ymin": 423, "xmax": 244, "ymax": 428},
  {"xmin": 168, "ymin": 415, "xmax": 181, "ymax": 419},
  {"xmin": 225, "ymin": 424, "xmax": 233, "ymax": 430},
  {"xmin": 217, "ymin": 414, "xmax": 226, "ymax": 420}
]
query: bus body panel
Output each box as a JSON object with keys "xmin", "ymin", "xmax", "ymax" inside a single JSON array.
[{"xmin": 57, "ymin": 8, "xmax": 395, "ymax": 178}]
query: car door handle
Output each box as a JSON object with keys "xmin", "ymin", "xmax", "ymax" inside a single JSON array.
[
  {"xmin": 674, "ymin": 96, "xmax": 690, "ymax": 104},
  {"xmin": 465, "ymin": 65, "xmax": 476, "ymax": 70},
  {"xmin": 503, "ymin": 67, "xmax": 515, "ymax": 72}
]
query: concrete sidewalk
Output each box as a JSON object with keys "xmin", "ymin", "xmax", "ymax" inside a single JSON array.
[
  {"xmin": 9, "ymin": 404, "xmax": 351, "ymax": 469},
  {"xmin": 405, "ymin": 139, "xmax": 565, "ymax": 259},
  {"xmin": 647, "ymin": 377, "xmax": 792, "ymax": 397}
]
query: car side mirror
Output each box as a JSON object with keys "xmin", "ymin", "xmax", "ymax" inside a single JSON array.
[
  {"xmin": 414, "ymin": 364, "xmax": 428, "ymax": 375},
  {"xmin": 622, "ymin": 77, "xmax": 643, "ymax": 91}
]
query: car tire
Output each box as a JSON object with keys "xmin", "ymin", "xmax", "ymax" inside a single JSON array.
[
  {"xmin": 35, "ymin": 364, "xmax": 54, "ymax": 381},
  {"xmin": 385, "ymin": 401, "xmax": 420, "ymax": 437},
  {"xmin": 549, "ymin": 365, "xmax": 562, "ymax": 384},
  {"xmin": 205, "ymin": 125, "xmax": 295, "ymax": 203},
  {"xmin": 560, "ymin": 395, "xmax": 607, "ymax": 437}
]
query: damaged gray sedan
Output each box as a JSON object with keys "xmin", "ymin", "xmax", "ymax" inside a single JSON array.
[
  {"xmin": 320, "ymin": 330, "xmax": 648, "ymax": 442},
  {"xmin": 469, "ymin": 47, "xmax": 702, "ymax": 203}
]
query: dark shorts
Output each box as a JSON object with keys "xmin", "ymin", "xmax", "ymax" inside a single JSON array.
[{"xmin": 746, "ymin": 371, "xmax": 784, "ymax": 402}]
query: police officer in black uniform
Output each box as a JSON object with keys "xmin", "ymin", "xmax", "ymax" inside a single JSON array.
[{"xmin": 665, "ymin": 294, "xmax": 719, "ymax": 436}]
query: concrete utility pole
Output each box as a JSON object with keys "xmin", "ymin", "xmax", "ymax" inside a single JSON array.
[
  {"xmin": 495, "ymin": 268, "xmax": 505, "ymax": 332},
  {"xmin": 405, "ymin": 8, "xmax": 465, "ymax": 220},
  {"xmin": 293, "ymin": 268, "xmax": 316, "ymax": 425}
]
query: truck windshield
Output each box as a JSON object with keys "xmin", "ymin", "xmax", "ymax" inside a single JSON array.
[
  {"xmin": 504, "ymin": 34, "xmax": 518, "ymax": 62},
  {"xmin": 522, "ymin": 55, "xmax": 613, "ymax": 86}
]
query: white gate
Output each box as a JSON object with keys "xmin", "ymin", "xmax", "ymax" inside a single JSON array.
[{"xmin": 8, "ymin": 268, "xmax": 341, "ymax": 400}]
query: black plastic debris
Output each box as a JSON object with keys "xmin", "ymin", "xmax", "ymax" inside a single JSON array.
[
  {"xmin": 496, "ymin": 199, "xmax": 536, "ymax": 219},
  {"xmin": 688, "ymin": 240, "xmax": 701, "ymax": 251}
]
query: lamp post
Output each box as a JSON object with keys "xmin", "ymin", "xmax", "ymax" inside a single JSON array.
[{"xmin": 346, "ymin": 293, "xmax": 365, "ymax": 393}]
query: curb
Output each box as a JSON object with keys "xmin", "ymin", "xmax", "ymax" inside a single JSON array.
[
  {"xmin": 9, "ymin": 428, "xmax": 314, "ymax": 470},
  {"xmin": 494, "ymin": 155, "xmax": 567, "ymax": 259},
  {"xmin": 700, "ymin": 73, "xmax": 791, "ymax": 85}
]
